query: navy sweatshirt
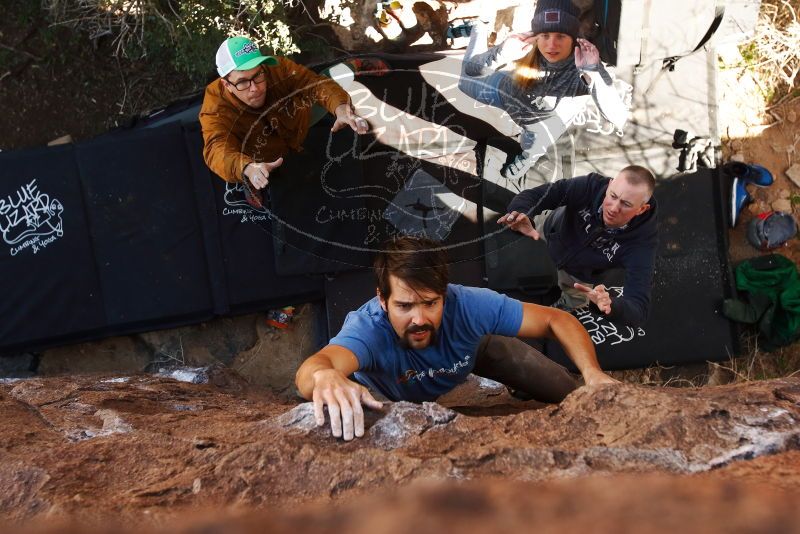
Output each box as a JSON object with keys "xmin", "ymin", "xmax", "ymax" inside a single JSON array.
[{"xmin": 507, "ymin": 174, "xmax": 658, "ymax": 327}]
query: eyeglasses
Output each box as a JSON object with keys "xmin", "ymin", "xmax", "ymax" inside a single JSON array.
[{"xmin": 227, "ymin": 69, "xmax": 266, "ymax": 91}]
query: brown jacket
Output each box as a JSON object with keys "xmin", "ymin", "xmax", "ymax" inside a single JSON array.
[{"xmin": 199, "ymin": 57, "xmax": 350, "ymax": 183}]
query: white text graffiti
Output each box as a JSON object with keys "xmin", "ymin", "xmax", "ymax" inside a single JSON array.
[
  {"xmin": 574, "ymin": 289, "xmax": 645, "ymax": 346},
  {"xmin": 1, "ymin": 179, "xmax": 65, "ymax": 255}
]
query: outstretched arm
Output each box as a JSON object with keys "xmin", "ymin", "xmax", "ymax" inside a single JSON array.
[
  {"xmin": 575, "ymin": 38, "xmax": 629, "ymax": 130},
  {"xmin": 517, "ymin": 302, "xmax": 617, "ymax": 385},
  {"xmin": 505, "ymin": 173, "xmax": 577, "ymax": 218},
  {"xmin": 243, "ymin": 157, "xmax": 284, "ymax": 190},
  {"xmin": 200, "ymin": 111, "xmax": 254, "ymax": 184},
  {"xmin": 285, "ymin": 57, "xmax": 350, "ymax": 117},
  {"xmin": 605, "ymin": 245, "xmax": 656, "ymax": 327},
  {"xmin": 281, "ymin": 58, "xmax": 371, "ymax": 135},
  {"xmin": 573, "ymin": 283, "xmax": 612, "ymax": 315},
  {"xmin": 459, "ymin": 24, "xmax": 531, "ymax": 109},
  {"xmin": 295, "ymin": 345, "xmax": 384, "ymax": 441},
  {"xmin": 331, "ymin": 103, "xmax": 370, "ymax": 135},
  {"xmin": 462, "ymin": 22, "xmax": 536, "ymax": 77},
  {"xmin": 497, "ymin": 211, "xmax": 541, "ymax": 240}
]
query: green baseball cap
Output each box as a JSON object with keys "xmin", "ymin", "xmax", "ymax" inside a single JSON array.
[{"xmin": 215, "ymin": 36, "xmax": 278, "ymax": 77}]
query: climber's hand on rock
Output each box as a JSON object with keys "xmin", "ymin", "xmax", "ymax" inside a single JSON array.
[{"xmin": 312, "ymin": 369, "xmax": 383, "ymax": 441}]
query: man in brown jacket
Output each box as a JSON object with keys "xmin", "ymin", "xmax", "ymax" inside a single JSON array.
[{"xmin": 199, "ymin": 36, "xmax": 368, "ymax": 191}]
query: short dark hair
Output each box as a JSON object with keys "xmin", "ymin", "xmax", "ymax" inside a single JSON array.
[
  {"xmin": 620, "ymin": 165, "xmax": 655, "ymax": 199},
  {"xmin": 374, "ymin": 236, "xmax": 449, "ymax": 300}
]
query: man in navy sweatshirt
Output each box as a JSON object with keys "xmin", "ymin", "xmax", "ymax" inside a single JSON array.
[{"xmin": 498, "ymin": 166, "xmax": 657, "ymax": 327}]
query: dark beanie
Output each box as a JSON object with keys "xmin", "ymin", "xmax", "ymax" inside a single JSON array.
[{"xmin": 531, "ymin": 0, "xmax": 580, "ymax": 39}]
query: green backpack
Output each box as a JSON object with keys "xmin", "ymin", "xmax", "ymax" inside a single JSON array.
[{"xmin": 723, "ymin": 254, "xmax": 800, "ymax": 350}]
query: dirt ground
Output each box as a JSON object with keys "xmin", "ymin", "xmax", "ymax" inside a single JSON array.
[
  {"xmin": 725, "ymin": 101, "xmax": 800, "ymax": 269},
  {"xmin": 717, "ymin": 38, "xmax": 800, "ymax": 377},
  {"xmin": 720, "ymin": 95, "xmax": 800, "ymax": 266}
]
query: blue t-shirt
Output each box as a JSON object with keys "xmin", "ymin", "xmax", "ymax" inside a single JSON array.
[{"xmin": 329, "ymin": 284, "xmax": 523, "ymax": 402}]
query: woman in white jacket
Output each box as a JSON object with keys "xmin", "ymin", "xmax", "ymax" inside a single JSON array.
[{"xmin": 459, "ymin": 0, "xmax": 628, "ymax": 180}]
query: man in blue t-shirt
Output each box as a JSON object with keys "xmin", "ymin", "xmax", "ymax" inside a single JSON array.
[{"xmin": 295, "ymin": 236, "xmax": 616, "ymax": 441}]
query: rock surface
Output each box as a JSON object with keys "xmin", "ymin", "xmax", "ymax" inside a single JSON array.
[
  {"xmin": 787, "ymin": 163, "xmax": 800, "ymax": 189},
  {"xmin": 19, "ymin": 471, "xmax": 800, "ymax": 534},
  {"xmin": 2, "ymin": 372, "xmax": 800, "ymax": 530},
  {"xmin": 772, "ymin": 198, "xmax": 794, "ymax": 212},
  {"xmin": 33, "ymin": 304, "xmax": 325, "ymax": 398}
]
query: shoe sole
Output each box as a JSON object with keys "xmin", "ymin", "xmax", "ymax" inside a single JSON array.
[{"xmin": 730, "ymin": 177, "xmax": 752, "ymax": 228}]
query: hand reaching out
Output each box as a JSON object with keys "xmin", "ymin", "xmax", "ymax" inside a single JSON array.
[
  {"xmin": 582, "ymin": 367, "xmax": 620, "ymax": 386},
  {"xmin": 497, "ymin": 211, "xmax": 540, "ymax": 240},
  {"xmin": 573, "ymin": 283, "xmax": 612, "ymax": 314},
  {"xmin": 501, "ymin": 32, "xmax": 537, "ymax": 61},
  {"xmin": 312, "ymin": 369, "xmax": 384, "ymax": 441},
  {"xmin": 332, "ymin": 103, "xmax": 369, "ymax": 134},
  {"xmin": 244, "ymin": 157, "xmax": 283, "ymax": 190},
  {"xmin": 574, "ymin": 38, "xmax": 600, "ymax": 69}
]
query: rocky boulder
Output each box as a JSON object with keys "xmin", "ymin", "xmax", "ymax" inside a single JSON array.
[{"xmin": 1, "ymin": 372, "xmax": 799, "ymax": 529}]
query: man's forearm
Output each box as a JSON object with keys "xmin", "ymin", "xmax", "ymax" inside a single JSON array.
[
  {"xmin": 307, "ymin": 67, "xmax": 351, "ymax": 116},
  {"xmin": 548, "ymin": 311, "xmax": 604, "ymax": 377},
  {"xmin": 508, "ymin": 185, "xmax": 545, "ymax": 215},
  {"xmin": 220, "ymin": 151, "xmax": 253, "ymax": 184},
  {"xmin": 607, "ymin": 254, "xmax": 654, "ymax": 327},
  {"xmin": 320, "ymin": 87, "xmax": 350, "ymax": 117},
  {"xmin": 295, "ymin": 353, "xmax": 335, "ymax": 400},
  {"xmin": 507, "ymin": 179, "xmax": 567, "ymax": 217},
  {"xmin": 202, "ymin": 133, "xmax": 253, "ymax": 183},
  {"xmin": 296, "ymin": 346, "xmax": 361, "ymax": 400},
  {"xmin": 607, "ymin": 295, "xmax": 648, "ymax": 328}
]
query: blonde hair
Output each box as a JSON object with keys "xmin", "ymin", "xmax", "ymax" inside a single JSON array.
[
  {"xmin": 512, "ymin": 35, "xmax": 575, "ymax": 90},
  {"xmin": 512, "ymin": 48, "xmax": 542, "ymax": 90}
]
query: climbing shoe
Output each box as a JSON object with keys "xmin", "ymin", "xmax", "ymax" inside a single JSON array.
[
  {"xmin": 500, "ymin": 152, "xmax": 532, "ymax": 180},
  {"xmin": 730, "ymin": 177, "xmax": 751, "ymax": 228},
  {"xmin": 722, "ymin": 161, "xmax": 774, "ymax": 187}
]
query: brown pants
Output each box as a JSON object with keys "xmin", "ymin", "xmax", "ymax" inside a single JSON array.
[{"xmin": 472, "ymin": 335, "xmax": 579, "ymax": 403}]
